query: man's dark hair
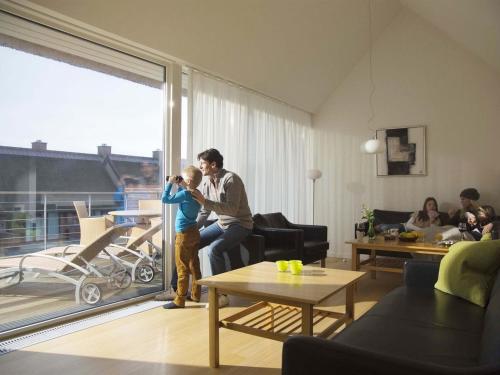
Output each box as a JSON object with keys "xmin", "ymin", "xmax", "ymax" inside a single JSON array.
[
  {"xmin": 460, "ymin": 188, "xmax": 480, "ymax": 201},
  {"xmin": 197, "ymin": 148, "xmax": 223, "ymax": 168}
]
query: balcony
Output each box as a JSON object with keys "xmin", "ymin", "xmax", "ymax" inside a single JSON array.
[{"xmin": 0, "ymin": 190, "xmax": 163, "ymax": 336}]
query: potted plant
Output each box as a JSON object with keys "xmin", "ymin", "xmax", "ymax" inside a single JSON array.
[{"xmin": 362, "ymin": 206, "xmax": 376, "ymax": 240}]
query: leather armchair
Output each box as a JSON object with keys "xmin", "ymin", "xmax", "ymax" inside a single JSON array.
[
  {"xmin": 252, "ymin": 212, "xmax": 328, "ymax": 266},
  {"xmin": 241, "ymin": 234, "xmax": 265, "ymax": 265}
]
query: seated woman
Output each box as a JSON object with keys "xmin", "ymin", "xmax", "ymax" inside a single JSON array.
[
  {"xmin": 373, "ymin": 198, "xmax": 442, "ymax": 239},
  {"xmin": 405, "ymin": 197, "xmax": 441, "ymax": 231},
  {"xmin": 405, "ymin": 197, "xmax": 444, "ymax": 260}
]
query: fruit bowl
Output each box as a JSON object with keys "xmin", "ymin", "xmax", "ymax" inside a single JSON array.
[{"xmin": 399, "ymin": 232, "xmax": 418, "ymax": 242}]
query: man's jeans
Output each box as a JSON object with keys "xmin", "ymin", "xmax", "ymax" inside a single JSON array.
[{"xmin": 170, "ymin": 222, "xmax": 252, "ymax": 289}]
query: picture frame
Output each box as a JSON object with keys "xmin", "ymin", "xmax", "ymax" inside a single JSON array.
[{"xmin": 376, "ymin": 125, "xmax": 426, "ymax": 176}]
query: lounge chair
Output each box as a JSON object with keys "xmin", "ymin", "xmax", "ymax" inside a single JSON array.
[
  {"xmin": 73, "ymin": 201, "xmax": 114, "ymax": 245},
  {"xmin": 106, "ymin": 220, "xmax": 162, "ymax": 283},
  {"xmin": 73, "ymin": 201, "xmax": 162, "ymax": 283},
  {"xmin": 0, "ymin": 224, "xmax": 131, "ymax": 305}
]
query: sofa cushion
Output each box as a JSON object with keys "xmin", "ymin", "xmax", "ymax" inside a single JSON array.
[
  {"xmin": 252, "ymin": 214, "xmax": 267, "ymax": 227},
  {"xmin": 334, "ymin": 287, "xmax": 485, "ymax": 367},
  {"xmin": 373, "ymin": 209, "xmax": 450, "ymax": 227},
  {"xmin": 364, "ymin": 287, "xmax": 485, "ymax": 334},
  {"xmin": 434, "ymin": 240, "xmax": 500, "ymax": 307},
  {"xmin": 253, "ymin": 213, "xmax": 288, "ymax": 229},
  {"xmin": 373, "ymin": 209, "xmax": 412, "ymax": 225},
  {"xmin": 334, "ymin": 315, "xmax": 481, "ymax": 367},
  {"xmin": 260, "ymin": 247, "xmax": 299, "ymax": 261}
]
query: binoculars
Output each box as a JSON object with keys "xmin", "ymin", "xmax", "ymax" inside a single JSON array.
[{"xmin": 166, "ymin": 175, "xmax": 183, "ymax": 183}]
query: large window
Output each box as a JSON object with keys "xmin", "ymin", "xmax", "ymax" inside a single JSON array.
[{"xmin": 0, "ymin": 13, "xmax": 166, "ymax": 335}]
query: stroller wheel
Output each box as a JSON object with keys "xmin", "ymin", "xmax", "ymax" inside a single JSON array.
[
  {"xmin": 113, "ymin": 271, "xmax": 132, "ymax": 289},
  {"xmin": 136, "ymin": 264, "xmax": 155, "ymax": 283},
  {"xmin": 81, "ymin": 282, "xmax": 102, "ymax": 305}
]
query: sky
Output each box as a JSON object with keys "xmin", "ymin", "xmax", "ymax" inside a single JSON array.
[{"xmin": 0, "ymin": 45, "xmax": 164, "ymax": 158}]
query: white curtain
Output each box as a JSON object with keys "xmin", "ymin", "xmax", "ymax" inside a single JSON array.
[{"xmin": 192, "ymin": 72, "xmax": 313, "ymax": 223}]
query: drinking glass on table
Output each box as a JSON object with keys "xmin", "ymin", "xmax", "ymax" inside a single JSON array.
[{"xmin": 415, "ymin": 231, "xmax": 425, "ymax": 242}]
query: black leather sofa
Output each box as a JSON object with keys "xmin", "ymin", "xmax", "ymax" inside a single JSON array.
[
  {"xmin": 282, "ymin": 260, "xmax": 500, "ymax": 375},
  {"xmin": 253, "ymin": 212, "xmax": 329, "ymax": 267}
]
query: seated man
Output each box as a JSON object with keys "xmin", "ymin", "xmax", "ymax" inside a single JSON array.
[
  {"xmin": 447, "ymin": 187, "xmax": 480, "ymax": 226},
  {"xmin": 156, "ymin": 148, "xmax": 253, "ymax": 307}
]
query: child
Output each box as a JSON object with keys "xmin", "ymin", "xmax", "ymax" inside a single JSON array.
[
  {"xmin": 466, "ymin": 205, "xmax": 496, "ymax": 241},
  {"xmin": 162, "ymin": 165, "xmax": 203, "ymax": 309}
]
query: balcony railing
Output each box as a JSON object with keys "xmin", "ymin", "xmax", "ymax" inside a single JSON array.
[{"xmin": 0, "ymin": 190, "xmax": 161, "ymax": 257}]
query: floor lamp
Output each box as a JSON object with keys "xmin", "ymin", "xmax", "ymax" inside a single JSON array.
[{"xmin": 307, "ymin": 169, "xmax": 322, "ymax": 225}]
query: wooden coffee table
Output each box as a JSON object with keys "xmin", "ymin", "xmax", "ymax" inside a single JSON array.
[
  {"xmin": 197, "ymin": 261, "xmax": 365, "ymax": 368},
  {"xmin": 347, "ymin": 237, "xmax": 449, "ymax": 276}
]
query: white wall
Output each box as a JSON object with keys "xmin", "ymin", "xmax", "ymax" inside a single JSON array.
[{"xmin": 313, "ymin": 8, "xmax": 500, "ymax": 258}]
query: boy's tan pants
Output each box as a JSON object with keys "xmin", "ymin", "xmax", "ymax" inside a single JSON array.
[{"xmin": 174, "ymin": 226, "xmax": 201, "ymax": 307}]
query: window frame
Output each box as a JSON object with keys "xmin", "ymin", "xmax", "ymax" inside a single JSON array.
[{"xmin": 0, "ymin": 5, "xmax": 183, "ymax": 339}]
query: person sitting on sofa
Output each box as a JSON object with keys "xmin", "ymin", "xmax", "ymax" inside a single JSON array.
[
  {"xmin": 447, "ymin": 187, "xmax": 480, "ymax": 226},
  {"xmin": 466, "ymin": 205, "xmax": 496, "ymax": 241},
  {"xmin": 374, "ymin": 197, "xmax": 442, "ymax": 235},
  {"xmin": 405, "ymin": 197, "xmax": 441, "ymax": 231}
]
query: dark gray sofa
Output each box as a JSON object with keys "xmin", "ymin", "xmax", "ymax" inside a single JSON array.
[{"xmin": 282, "ymin": 260, "xmax": 500, "ymax": 375}]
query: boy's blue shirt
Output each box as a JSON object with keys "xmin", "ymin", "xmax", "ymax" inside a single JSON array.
[{"xmin": 162, "ymin": 183, "xmax": 201, "ymax": 233}]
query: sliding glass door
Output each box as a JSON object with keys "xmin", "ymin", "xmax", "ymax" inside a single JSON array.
[{"xmin": 0, "ymin": 12, "xmax": 167, "ymax": 336}]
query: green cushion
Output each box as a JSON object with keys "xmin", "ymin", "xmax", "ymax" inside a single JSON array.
[
  {"xmin": 434, "ymin": 240, "xmax": 500, "ymax": 307},
  {"xmin": 481, "ymin": 232, "xmax": 492, "ymax": 241}
]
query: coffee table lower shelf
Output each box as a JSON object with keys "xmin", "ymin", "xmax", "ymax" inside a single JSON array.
[{"xmin": 221, "ymin": 301, "xmax": 349, "ymax": 342}]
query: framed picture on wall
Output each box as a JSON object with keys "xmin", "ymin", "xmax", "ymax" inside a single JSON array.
[{"xmin": 376, "ymin": 125, "xmax": 426, "ymax": 176}]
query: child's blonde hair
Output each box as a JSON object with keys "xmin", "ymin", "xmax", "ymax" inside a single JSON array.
[
  {"xmin": 183, "ymin": 165, "xmax": 202, "ymax": 188},
  {"xmin": 478, "ymin": 205, "xmax": 496, "ymax": 222}
]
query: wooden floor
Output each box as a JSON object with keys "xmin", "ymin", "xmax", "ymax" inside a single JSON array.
[{"xmin": 0, "ymin": 258, "xmax": 403, "ymax": 375}]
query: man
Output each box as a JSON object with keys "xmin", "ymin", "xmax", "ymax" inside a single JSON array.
[
  {"xmin": 447, "ymin": 188, "xmax": 480, "ymax": 226},
  {"xmin": 137, "ymin": 162, "xmax": 159, "ymax": 187},
  {"xmin": 156, "ymin": 148, "xmax": 253, "ymax": 307}
]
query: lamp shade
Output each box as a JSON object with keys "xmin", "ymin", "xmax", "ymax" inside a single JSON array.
[
  {"xmin": 307, "ymin": 169, "xmax": 322, "ymax": 180},
  {"xmin": 361, "ymin": 139, "xmax": 384, "ymax": 154}
]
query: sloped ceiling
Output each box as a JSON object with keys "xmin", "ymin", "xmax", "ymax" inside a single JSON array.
[
  {"xmin": 402, "ymin": 0, "xmax": 500, "ymax": 75},
  {"xmin": 27, "ymin": 0, "xmax": 402, "ymax": 113},
  {"xmin": 23, "ymin": 0, "xmax": 500, "ymax": 113}
]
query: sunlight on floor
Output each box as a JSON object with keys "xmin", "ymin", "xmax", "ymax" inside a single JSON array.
[{"xmin": 0, "ymin": 258, "xmax": 402, "ymax": 374}]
